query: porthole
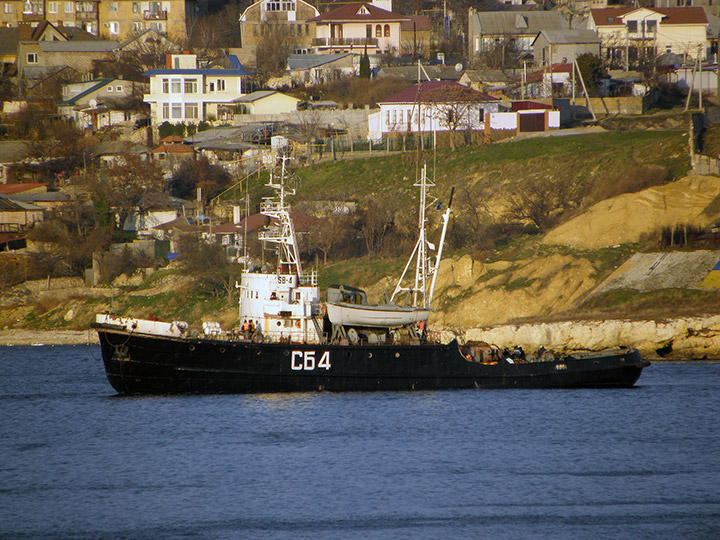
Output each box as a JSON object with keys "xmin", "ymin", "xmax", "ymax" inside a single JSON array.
[
  {"xmin": 189, "ymin": 345, "xmax": 195, "ymax": 351},
  {"xmin": 395, "ymin": 352, "xmax": 400, "ymax": 358},
  {"xmin": 283, "ymin": 350, "xmax": 289, "ymax": 356},
  {"xmin": 219, "ymin": 348, "xmax": 225, "ymax": 353}
]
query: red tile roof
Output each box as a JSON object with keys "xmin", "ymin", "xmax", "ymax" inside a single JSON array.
[
  {"xmin": 309, "ymin": 2, "xmax": 409, "ymax": 23},
  {"xmin": 401, "ymin": 15, "xmax": 432, "ymax": 32},
  {"xmin": 234, "ymin": 209, "xmax": 322, "ymax": 234},
  {"xmin": 512, "ymin": 101, "xmax": 553, "ymax": 111},
  {"xmin": 161, "ymin": 135, "xmax": 185, "ymax": 144},
  {"xmin": 153, "ymin": 144, "xmax": 195, "ymax": 154},
  {"xmin": 378, "ymin": 81, "xmax": 499, "ymax": 105},
  {"xmin": 591, "ymin": 7, "xmax": 707, "ymax": 26},
  {"xmin": 0, "ymin": 183, "xmax": 48, "ymax": 195}
]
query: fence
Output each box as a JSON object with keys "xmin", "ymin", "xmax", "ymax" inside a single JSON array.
[{"xmin": 692, "ymin": 153, "xmax": 720, "ymax": 176}]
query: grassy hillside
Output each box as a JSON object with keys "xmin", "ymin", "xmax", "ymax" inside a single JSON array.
[
  {"xmin": 1, "ymin": 128, "xmax": 701, "ymax": 331},
  {"xmin": 289, "ymin": 130, "xmax": 690, "ymax": 204}
]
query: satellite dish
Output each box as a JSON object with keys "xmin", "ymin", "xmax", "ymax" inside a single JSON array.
[
  {"xmin": 455, "ymin": 63, "xmax": 463, "ymax": 72},
  {"xmin": 88, "ymin": 99, "xmax": 97, "ymax": 108}
]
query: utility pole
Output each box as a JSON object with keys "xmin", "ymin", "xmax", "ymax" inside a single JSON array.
[
  {"xmin": 574, "ymin": 59, "xmax": 596, "ymax": 121},
  {"xmin": 685, "ymin": 52, "xmax": 700, "ymax": 112}
]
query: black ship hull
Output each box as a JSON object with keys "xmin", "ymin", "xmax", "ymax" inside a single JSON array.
[{"xmin": 94, "ymin": 325, "xmax": 650, "ymax": 395}]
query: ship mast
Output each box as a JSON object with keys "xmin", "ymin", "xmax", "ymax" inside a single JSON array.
[
  {"xmin": 258, "ymin": 157, "xmax": 303, "ymax": 277},
  {"xmin": 390, "ymin": 165, "xmax": 450, "ymax": 309}
]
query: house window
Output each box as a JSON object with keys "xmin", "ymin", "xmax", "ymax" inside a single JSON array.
[
  {"xmin": 108, "ymin": 21, "xmax": 119, "ymax": 34},
  {"xmin": 109, "ymin": 1, "xmax": 118, "ymax": 11},
  {"xmin": 209, "ymin": 82, "xmax": 215, "ymax": 92},
  {"xmin": 64, "ymin": 1, "xmax": 73, "ymax": 12},
  {"xmin": 646, "ymin": 20, "xmax": 657, "ymax": 33},
  {"xmin": 478, "ymin": 108, "xmax": 484, "ymax": 122},
  {"xmin": 384, "ymin": 24, "xmax": 390, "ymax": 37},
  {"xmin": 366, "ymin": 24, "xmax": 372, "ymax": 38},
  {"xmin": 26, "ymin": 52, "xmax": 38, "ymax": 64},
  {"xmin": 305, "ymin": 24, "xmax": 308, "ymax": 35},
  {"xmin": 3, "ymin": 3, "xmax": 11, "ymax": 13},
  {"xmin": 217, "ymin": 79, "xmax": 226, "ymax": 91},
  {"xmin": 162, "ymin": 78, "xmax": 169, "ymax": 93},
  {"xmin": 171, "ymin": 104, "xmax": 182, "ymax": 119},
  {"xmin": 132, "ymin": 2, "xmax": 139, "ymax": 12},
  {"xmin": 132, "ymin": 22, "xmax": 143, "ymax": 33},
  {"xmin": 171, "ymin": 79, "xmax": 181, "ymax": 93},
  {"xmin": 184, "ymin": 78, "xmax": 198, "ymax": 93},
  {"xmin": 116, "ymin": 85, "xmax": 122, "ymax": 92},
  {"xmin": 162, "ymin": 103, "xmax": 169, "ymax": 118},
  {"xmin": 107, "ymin": 85, "xmax": 113, "ymax": 92},
  {"xmin": 253, "ymin": 24, "xmax": 258, "ymax": 36},
  {"xmin": 626, "ymin": 20, "xmax": 637, "ymax": 33},
  {"xmin": 48, "ymin": 2, "xmax": 57, "ymax": 13},
  {"xmin": 185, "ymin": 103, "xmax": 198, "ymax": 119},
  {"xmin": 150, "ymin": 21, "xmax": 164, "ymax": 32},
  {"xmin": 375, "ymin": 24, "xmax": 381, "ymax": 38}
]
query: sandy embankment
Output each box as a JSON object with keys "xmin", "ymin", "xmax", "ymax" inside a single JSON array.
[{"xmin": 0, "ymin": 330, "xmax": 99, "ymax": 346}]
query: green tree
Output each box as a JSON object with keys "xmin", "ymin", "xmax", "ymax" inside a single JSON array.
[
  {"xmin": 360, "ymin": 48, "xmax": 371, "ymax": 79},
  {"xmin": 575, "ymin": 53, "xmax": 603, "ymax": 97}
]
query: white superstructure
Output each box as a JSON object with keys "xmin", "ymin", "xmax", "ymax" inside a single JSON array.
[{"xmin": 238, "ymin": 158, "xmax": 322, "ymax": 343}]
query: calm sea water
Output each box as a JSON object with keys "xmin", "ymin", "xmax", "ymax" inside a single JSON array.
[{"xmin": 1, "ymin": 345, "xmax": 719, "ymax": 540}]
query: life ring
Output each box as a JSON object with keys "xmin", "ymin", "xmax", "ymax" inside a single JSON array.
[{"xmin": 295, "ymin": 320, "xmax": 300, "ymax": 328}]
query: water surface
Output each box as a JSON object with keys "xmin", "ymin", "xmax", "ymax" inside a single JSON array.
[{"xmin": 1, "ymin": 346, "xmax": 718, "ymax": 539}]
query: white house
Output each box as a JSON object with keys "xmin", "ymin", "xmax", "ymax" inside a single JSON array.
[
  {"xmin": 233, "ymin": 90, "xmax": 300, "ymax": 115},
  {"xmin": 143, "ymin": 53, "xmax": 252, "ymax": 125},
  {"xmin": 588, "ymin": 7, "xmax": 709, "ymax": 67},
  {"xmin": 309, "ymin": 2, "xmax": 411, "ymax": 55},
  {"xmin": 368, "ymin": 81, "xmax": 500, "ymax": 142},
  {"xmin": 57, "ymin": 78, "xmax": 145, "ymax": 130}
]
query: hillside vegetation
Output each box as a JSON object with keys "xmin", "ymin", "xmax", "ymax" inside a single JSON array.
[{"xmin": 4, "ymin": 127, "xmax": 715, "ymax": 333}]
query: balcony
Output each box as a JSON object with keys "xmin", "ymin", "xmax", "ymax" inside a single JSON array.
[
  {"xmin": 76, "ymin": 10, "xmax": 99, "ymax": 21},
  {"xmin": 21, "ymin": 11, "xmax": 45, "ymax": 22},
  {"xmin": 312, "ymin": 37, "xmax": 378, "ymax": 47},
  {"xmin": 144, "ymin": 10, "xmax": 167, "ymax": 20}
]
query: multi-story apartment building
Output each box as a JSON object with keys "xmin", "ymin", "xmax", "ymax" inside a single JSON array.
[
  {"xmin": 0, "ymin": 0, "xmax": 194, "ymax": 40},
  {"xmin": 143, "ymin": 53, "xmax": 251, "ymax": 125}
]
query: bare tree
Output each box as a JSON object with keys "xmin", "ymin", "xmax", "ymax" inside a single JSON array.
[
  {"xmin": 424, "ymin": 84, "xmax": 481, "ymax": 150},
  {"xmin": 92, "ymin": 150, "xmax": 166, "ymax": 230},
  {"xmin": 505, "ymin": 177, "xmax": 588, "ymax": 231},
  {"xmin": 178, "ymin": 235, "xmax": 241, "ymax": 299},
  {"xmin": 473, "ymin": 34, "xmax": 520, "ymax": 70},
  {"xmin": 254, "ymin": 23, "xmax": 295, "ymax": 78},
  {"xmin": 295, "ymin": 109, "xmax": 323, "ymax": 162},
  {"xmin": 94, "ymin": 38, "xmax": 183, "ymax": 81},
  {"xmin": 187, "ymin": 4, "xmax": 242, "ymax": 49},
  {"xmin": 358, "ymin": 195, "xmax": 395, "ymax": 256}
]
